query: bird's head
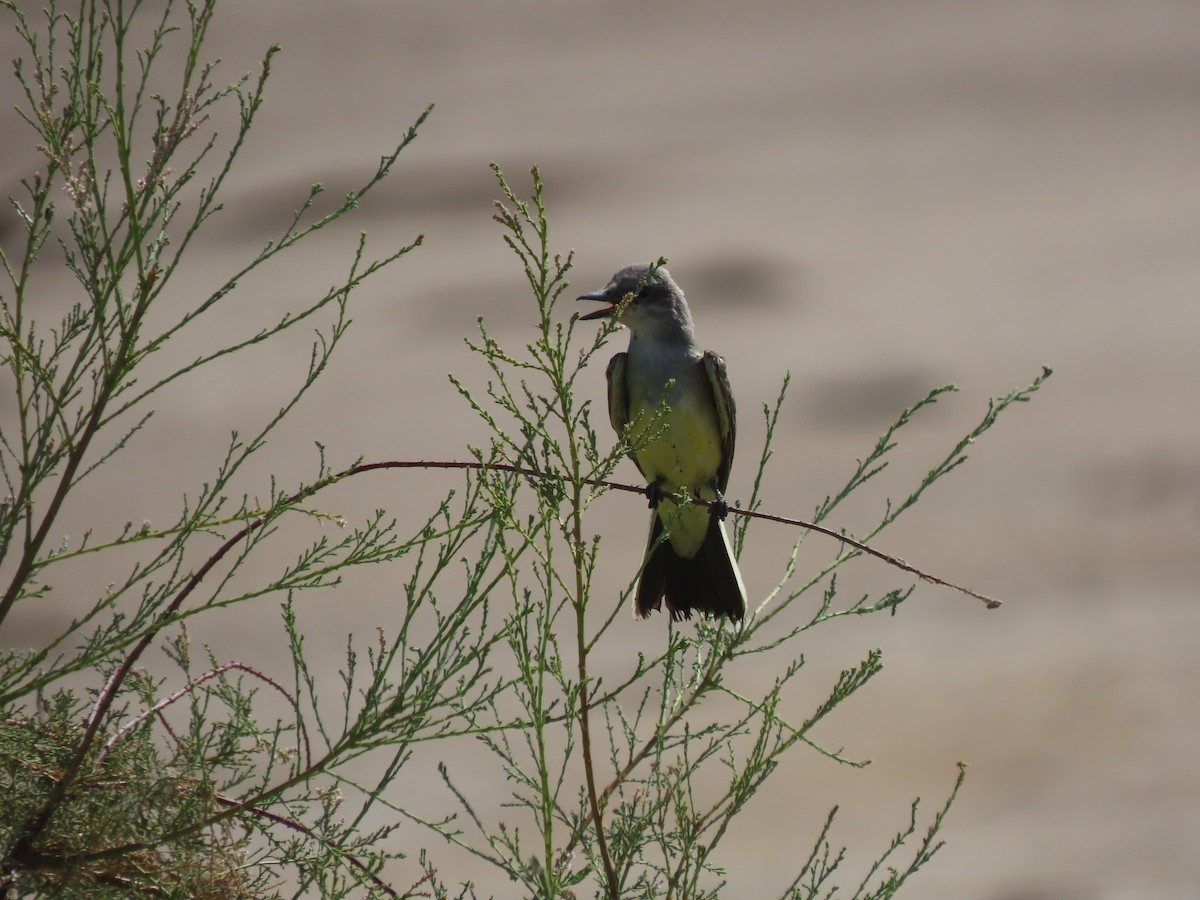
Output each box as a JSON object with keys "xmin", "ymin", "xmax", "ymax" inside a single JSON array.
[{"xmin": 578, "ymin": 263, "xmax": 694, "ymax": 342}]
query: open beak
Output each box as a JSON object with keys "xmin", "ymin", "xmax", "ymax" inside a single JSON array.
[{"xmin": 578, "ymin": 288, "xmax": 618, "ymax": 321}]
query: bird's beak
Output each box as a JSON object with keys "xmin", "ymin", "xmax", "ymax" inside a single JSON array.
[{"xmin": 578, "ymin": 287, "xmax": 618, "ymax": 321}]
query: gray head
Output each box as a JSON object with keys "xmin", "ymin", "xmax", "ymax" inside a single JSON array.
[{"xmin": 577, "ymin": 263, "xmax": 695, "ymax": 344}]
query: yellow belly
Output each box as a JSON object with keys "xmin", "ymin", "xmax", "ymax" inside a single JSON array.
[{"xmin": 629, "ymin": 388, "xmax": 722, "ymax": 557}]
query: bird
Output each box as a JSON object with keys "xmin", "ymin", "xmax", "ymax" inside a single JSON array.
[{"xmin": 578, "ymin": 263, "xmax": 746, "ymax": 622}]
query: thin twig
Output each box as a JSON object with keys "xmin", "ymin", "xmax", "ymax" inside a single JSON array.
[
  {"xmin": 729, "ymin": 506, "xmax": 1001, "ymax": 608},
  {"xmin": 98, "ymin": 661, "xmax": 313, "ymax": 766},
  {"xmin": 214, "ymin": 795, "xmax": 405, "ymax": 898},
  {"xmin": 350, "ymin": 460, "xmax": 1002, "ymax": 609}
]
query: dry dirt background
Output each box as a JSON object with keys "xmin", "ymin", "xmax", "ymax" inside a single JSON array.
[{"xmin": 2, "ymin": 1, "xmax": 1199, "ymax": 897}]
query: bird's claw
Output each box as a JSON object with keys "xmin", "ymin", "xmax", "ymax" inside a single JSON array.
[
  {"xmin": 704, "ymin": 481, "xmax": 730, "ymax": 520},
  {"xmin": 707, "ymin": 496, "xmax": 730, "ymax": 521},
  {"xmin": 645, "ymin": 480, "xmax": 665, "ymax": 509}
]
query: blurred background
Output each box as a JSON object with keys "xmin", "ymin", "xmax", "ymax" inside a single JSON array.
[{"xmin": 2, "ymin": 1, "xmax": 1198, "ymax": 896}]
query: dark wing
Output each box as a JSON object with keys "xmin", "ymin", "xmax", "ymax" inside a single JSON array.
[
  {"xmin": 606, "ymin": 352, "xmax": 647, "ymax": 479},
  {"xmin": 605, "ymin": 352, "xmax": 629, "ymax": 436},
  {"xmin": 702, "ymin": 351, "xmax": 736, "ymax": 493}
]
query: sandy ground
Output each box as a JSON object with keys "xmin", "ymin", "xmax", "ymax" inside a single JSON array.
[{"xmin": 2, "ymin": 1, "xmax": 1199, "ymax": 897}]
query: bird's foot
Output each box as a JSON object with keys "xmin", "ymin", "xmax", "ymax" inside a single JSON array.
[
  {"xmin": 705, "ymin": 483, "xmax": 730, "ymax": 521},
  {"xmin": 645, "ymin": 479, "xmax": 666, "ymax": 509}
]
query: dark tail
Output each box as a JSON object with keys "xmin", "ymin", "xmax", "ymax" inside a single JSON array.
[{"xmin": 635, "ymin": 514, "xmax": 746, "ymax": 622}]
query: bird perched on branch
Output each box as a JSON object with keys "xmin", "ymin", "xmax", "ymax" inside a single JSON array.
[{"xmin": 579, "ymin": 263, "xmax": 745, "ymax": 622}]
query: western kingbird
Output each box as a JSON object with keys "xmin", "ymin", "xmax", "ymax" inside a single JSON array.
[{"xmin": 579, "ymin": 264, "xmax": 746, "ymax": 622}]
